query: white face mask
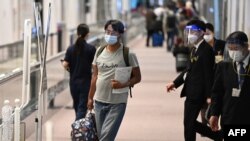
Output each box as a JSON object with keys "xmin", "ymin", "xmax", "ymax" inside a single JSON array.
[
  {"xmin": 188, "ymin": 34, "xmax": 198, "ymax": 44},
  {"xmin": 228, "ymin": 50, "xmax": 245, "ymax": 62},
  {"xmin": 104, "ymin": 34, "xmax": 118, "ymax": 45},
  {"xmin": 204, "ymin": 34, "xmax": 213, "ymax": 42}
]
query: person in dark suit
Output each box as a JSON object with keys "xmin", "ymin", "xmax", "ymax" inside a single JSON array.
[
  {"xmin": 210, "ymin": 31, "xmax": 250, "ymax": 132},
  {"xmin": 200, "ymin": 23, "xmax": 226, "ymax": 128},
  {"xmin": 166, "ymin": 19, "xmax": 222, "ymax": 141},
  {"xmin": 204, "ymin": 23, "xmax": 226, "ymax": 62}
]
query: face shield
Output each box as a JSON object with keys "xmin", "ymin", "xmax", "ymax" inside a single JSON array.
[
  {"xmin": 184, "ymin": 25, "xmax": 204, "ymax": 47},
  {"xmin": 223, "ymin": 39, "xmax": 248, "ymax": 62}
]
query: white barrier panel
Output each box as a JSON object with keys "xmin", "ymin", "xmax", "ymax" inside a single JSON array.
[{"xmin": 1, "ymin": 100, "xmax": 13, "ymax": 141}]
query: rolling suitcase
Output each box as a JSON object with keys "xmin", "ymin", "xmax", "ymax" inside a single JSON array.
[
  {"xmin": 152, "ymin": 32, "xmax": 164, "ymax": 47},
  {"xmin": 173, "ymin": 46, "xmax": 189, "ymax": 72}
]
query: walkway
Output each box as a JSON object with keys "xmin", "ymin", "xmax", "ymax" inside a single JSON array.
[{"xmin": 26, "ymin": 35, "xmax": 211, "ymax": 141}]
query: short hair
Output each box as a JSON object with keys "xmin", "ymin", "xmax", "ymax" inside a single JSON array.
[
  {"xmin": 186, "ymin": 19, "xmax": 206, "ymax": 32},
  {"xmin": 104, "ymin": 20, "xmax": 125, "ymax": 34},
  {"xmin": 226, "ymin": 31, "xmax": 248, "ymax": 47},
  {"xmin": 205, "ymin": 23, "xmax": 214, "ymax": 33}
]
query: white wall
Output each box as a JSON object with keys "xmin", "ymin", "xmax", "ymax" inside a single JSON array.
[
  {"xmin": 226, "ymin": 0, "xmax": 250, "ymax": 41},
  {"xmin": 64, "ymin": 0, "xmax": 80, "ymax": 30},
  {"xmin": 0, "ymin": 0, "xmax": 103, "ymax": 45},
  {"xmin": 86, "ymin": 0, "xmax": 97, "ymax": 24},
  {"xmin": 244, "ymin": 0, "xmax": 250, "ymax": 40},
  {"xmin": 44, "ymin": 0, "xmax": 81, "ymax": 31},
  {"xmin": 229, "ymin": 0, "xmax": 237, "ymax": 34},
  {"xmin": 0, "ymin": 0, "xmax": 34, "ymax": 45},
  {"xmin": 43, "ymin": 0, "xmax": 63, "ymax": 34},
  {"xmin": 0, "ymin": 0, "xmax": 13, "ymax": 45}
]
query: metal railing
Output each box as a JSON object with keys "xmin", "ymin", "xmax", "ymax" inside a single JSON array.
[
  {"xmin": 0, "ymin": 15, "xmax": 145, "ymax": 140},
  {"xmin": 0, "ymin": 23, "xmax": 106, "ymax": 115}
]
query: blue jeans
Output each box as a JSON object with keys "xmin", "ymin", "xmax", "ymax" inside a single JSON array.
[{"xmin": 94, "ymin": 101, "xmax": 127, "ymax": 141}]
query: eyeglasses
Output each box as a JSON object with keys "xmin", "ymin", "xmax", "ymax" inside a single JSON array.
[
  {"xmin": 105, "ymin": 30, "xmax": 118, "ymax": 36},
  {"xmin": 226, "ymin": 39, "xmax": 247, "ymax": 46},
  {"xmin": 227, "ymin": 44, "xmax": 243, "ymax": 51}
]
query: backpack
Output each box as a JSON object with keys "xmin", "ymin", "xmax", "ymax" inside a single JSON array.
[
  {"xmin": 166, "ymin": 11, "xmax": 176, "ymax": 28},
  {"xmin": 96, "ymin": 45, "xmax": 133, "ymax": 98}
]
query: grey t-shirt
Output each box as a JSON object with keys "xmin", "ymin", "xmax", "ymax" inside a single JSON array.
[{"xmin": 92, "ymin": 44, "xmax": 139, "ymax": 104}]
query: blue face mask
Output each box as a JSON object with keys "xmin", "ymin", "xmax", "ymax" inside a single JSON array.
[{"xmin": 104, "ymin": 34, "xmax": 118, "ymax": 45}]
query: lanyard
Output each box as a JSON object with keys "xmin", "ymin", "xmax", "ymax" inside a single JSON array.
[{"xmin": 238, "ymin": 62, "xmax": 245, "ymax": 89}]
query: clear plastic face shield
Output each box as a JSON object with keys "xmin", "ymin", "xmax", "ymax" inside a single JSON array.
[
  {"xmin": 184, "ymin": 25, "xmax": 204, "ymax": 47},
  {"xmin": 223, "ymin": 39, "xmax": 250, "ymax": 78},
  {"xmin": 223, "ymin": 39, "xmax": 249, "ymax": 62}
]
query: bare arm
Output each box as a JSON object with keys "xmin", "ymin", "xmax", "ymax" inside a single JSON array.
[
  {"xmin": 87, "ymin": 65, "xmax": 98, "ymax": 109},
  {"xmin": 129, "ymin": 66, "xmax": 141, "ymax": 86},
  {"xmin": 62, "ymin": 60, "xmax": 70, "ymax": 71}
]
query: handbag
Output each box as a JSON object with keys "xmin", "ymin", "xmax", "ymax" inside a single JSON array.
[{"xmin": 71, "ymin": 110, "xmax": 99, "ymax": 141}]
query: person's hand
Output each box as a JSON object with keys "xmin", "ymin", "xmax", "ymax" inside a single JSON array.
[
  {"xmin": 207, "ymin": 98, "xmax": 211, "ymax": 104},
  {"xmin": 87, "ymin": 98, "xmax": 94, "ymax": 110},
  {"xmin": 166, "ymin": 82, "xmax": 176, "ymax": 93},
  {"xmin": 61, "ymin": 60, "xmax": 70, "ymax": 72},
  {"xmin": 209, "ymin": 116, "xmax": 219, "ymax": 131},
  {"xmin": 111, "ymin": 79, "xmax": 123, "ymax": 89}
]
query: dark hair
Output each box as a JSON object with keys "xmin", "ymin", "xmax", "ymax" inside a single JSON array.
[
  {"xmin": 186, "ymin": 19, "xmax": 206, "ymax": 32},
  {"xmin": 104, "ymin": 20, "xmax": 125, "ymax": 34},
  {"xmin": 226, "ymin": 31, "xmax": 248, "ymax": 46},
  {"xmin": 74, "ymin": 24, "xmax": 89, "ymax": 55},
  {"xmin": 166, "ymin": 0, "xmax": 176, "ymax": 10},
  {"xmin": 177, "ymin": 0, "xmax": 185, "ymax": 7},
  {"xmin": 77, "ymin": 23, "xmax": 89, "ymax": 37},
  {"xmin": 205, "ymin": 23, "xmax": 214, "ymax": 32}
]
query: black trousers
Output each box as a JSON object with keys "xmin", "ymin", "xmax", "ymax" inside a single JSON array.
[
  {"xmin": 146, "ymin": 29, "xmax": 154, "ymax": 46},
  {"xmin": 184, "ymin": 99, "xmax": 222, "ymax": 141},
  {"xmin": 70, "ymin": 80, "xmax": 90, "ymax": 121}
]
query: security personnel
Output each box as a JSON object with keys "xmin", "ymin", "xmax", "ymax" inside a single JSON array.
[
  {"xmin": 204, "ymin": 23, "xmax": 225, "ymax": 58},
  {"xmin": 166, "ymin": 19, "xmax": 221, "ymax": 141},
  {"xmin": 210, "ymin": 31, "xmax": 250, "ymax": 131},
  {"xmin": 200, "ymin": 23, "xmax": 226, "ymax": 127}
]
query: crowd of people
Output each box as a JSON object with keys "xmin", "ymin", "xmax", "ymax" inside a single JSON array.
[
  {"xmin": 166, "ymin": 21, "xmax": 250, "ymax": 140},
  {"xmin": 144, "ymin": 0, "xmax": 196, "ymax": 50},
  {"xmin": 143, "ymin": 0, "xmax": 249, "ymax": 141},
  {"xmin": 60, "ymin": 1, "xmax": 250, "ymax": 140},
  {"xmin": 163, "ymin": 2, "xmax": 250, "ymax": 141}
]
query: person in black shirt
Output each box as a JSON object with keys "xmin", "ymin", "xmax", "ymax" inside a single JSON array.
[{"xmin": 62, "ymin": 24, "xmax": 96, "ymax": 120}]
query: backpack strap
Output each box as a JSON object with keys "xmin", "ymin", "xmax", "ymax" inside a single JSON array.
[
  {"xmin": 96, "ymin": 45, "xmax": 106, "ymax": 58},
  {"xmin": 123, "ymin": 46, "xmax": 129, "ymax": 67},
  {"xmin": 97, "ymin": 45, "xmax": 129, "ymax": 67},
  {"xmin": 123, "ymin": 46, "xmax": 133, "ymax": 98}
]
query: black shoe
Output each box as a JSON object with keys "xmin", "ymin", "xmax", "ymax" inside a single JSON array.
[{"xmin": 214, "ymin": 130, "xmax": 223, "ymax": 141}]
